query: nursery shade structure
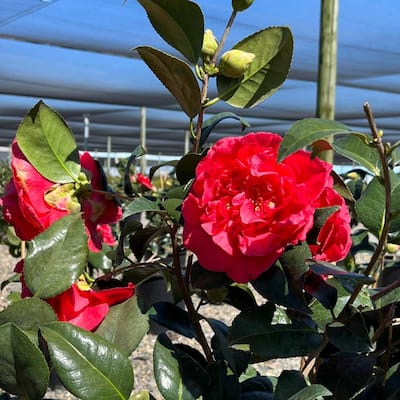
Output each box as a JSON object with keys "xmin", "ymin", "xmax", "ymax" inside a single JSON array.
[{"xmin": 1, "ymin": 0, "xmax": 400, "ymax": 162}]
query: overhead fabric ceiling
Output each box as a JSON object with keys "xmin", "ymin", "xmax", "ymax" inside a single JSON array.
[{"xmin": 1, "ymin": 0, "xmax": 400, "ymax": 164}]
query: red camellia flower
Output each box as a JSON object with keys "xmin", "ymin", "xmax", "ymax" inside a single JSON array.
[
  {"xmin": 309, "ymin": 187, "xmax": 352, "ymax": 262},
  {"xmin": 46, "ymin": 282, "xmax": 135, "ymax": 331},
  {"xmin": 182, "ymin": 132, "xmax": 351, "ymax": 283},
  {"xmin": 2, "ymin": 141, "xmax": 121, "ymax": 252}
]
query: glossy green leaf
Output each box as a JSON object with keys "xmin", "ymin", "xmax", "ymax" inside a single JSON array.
[
  {"xmin": 129, "ymin": 226, "xmax": 169, "ymax": 261},
  {"xmin": 137, "ymin": 0, "xmax": 204, "ymax": 64},
  {"xmin": 163, "ymin": 198, "xmax": 182, "ymax": 222},
  {"xmin": 229, "ymin": 319, "xmax": 321, "ymax": 361},
  {"xmin": 95, "ymin": 296, "xmax": 149, "ymax": 356},
  {"xmin": 123, "ymin": 196, "xmax": 163, "ymax": 218},
  {"xmin": 150, "ymin": 302, "xmax": 195, "ymax": 338},
  {"xmin": 251, "ymin": 263, "xmax": 310, "ymax": 313},
  {"xmin": 0, "ymin": 298, "xmax": 57, "ymax": 331},
  {"xmin": 274, "ymin": 370, "xmax": 307, "ymax": 400},
  {"xmin": 200, "ymin": 112, "xmax": 251, "ymax": 148},
  {"xmin": 16, "ymin": 101, "xmax": 81, "ymax": 183},
  {"xmin": 278, "ymin": 118, "xmax": 352, "ymax": 161},
  {"xmin": 153, "ymin": 333, "xmax": 209, "ymax": 400},
  {"xmin": 316, "ymin": 352, "xmax": 375, "ymax": 399},
  {"xmin": 355, "ymin": 171, "xmax": 400, "ymax": 237},
  {"xmin": 217, "ymin": 27, "xmax": 293, "ymax": 108},
  {"xmin": 41, "ymin": 322, "xmax": 134, "ymax": 400},
  {"xmin": 176, "ymin": 153, "xmax": 202, "ymax": 185},
  {"xmin": 0, "ymin": 323, "xmax": 49, "ymax": 399},
  {"xmin": 288, "ymin": 385, "xmax": 332, "ymax": 400},
  {"xmin": 24, "ymin": 214, "xmax": 88, "ymax": 298},
  {"xmin": 136, "ymin": 46, "xmax": 201, "ymax": 118},
  {"xmin": 332, "ymin": 133, "xmax": 381, "ymax": 174}
]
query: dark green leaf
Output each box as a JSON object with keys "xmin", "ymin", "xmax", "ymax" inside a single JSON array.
[
  {"xmin": 191, "ymin": 261, "xmax": 232, "ymax": 289},
  {"xmin": 224, "ymin": 284, "xmax": 258, "ymax": 311},
  {"xmin": 274, "ymin": 370, "xmax": 307, "ymax": 400},
  {"xmin": 288, "ymin": 385, "xmax": 332, "ymax": 400},
  {"xmin": 162, "ymin": 198, "xmax": 182, "ymax": 223},
  {"xmin": 16, "ymin": 101, "xmax": 81, "ymax": 183},
  {"xmin": 309, "ymin": 262, "xmax": 374, "ymax": 284},
  {"xmin": 150, "ymin": 302, "xmax": 195, "ymax": 338},
  {"xmin": 129, "ymin": 226, "xmax": 169, "ymax": 261},
  {"xmin": 251, "ymin": 263, "xmax": 310, "ymax": 313},
  {"xmin": 333, "ymin": 133, "xmax": 381, "ymax": 174},
  {"xmin": 122, "ymin": 263, "xmax": 164, "ymax": 285},
  {"xmin": 0, "ymin": 323, "xmax": 49, "ymax": 399},
  {"xmin": 374, "ymin": 286, "xmax": 400, "ymax": 309},
  {"xmin": 24, "ymin": 214, "xmax": 87, "ymax": 298},
  {"xmin": 0, "ymin": 298, "xmax": 57, "ymax": 331},
  {"xmin": 41, "ymin": 322, "xmax": 134, "ymax": 400},
  {"xmin": 124, "ymin": 145, "xmax": 146, "ymax": 196},
  {"xmin": 88, "ymin": 247, "xmax": 113, "ymax": 271},
  {"xmin": 204, "ymin": 361, "xmax": 241, "ymax": 400},
  {"xmin": 153, "ymin": 333, "xmax": 209, "ymax": 400},
  {"xmin": 137, "ymin": 0, "xmax": 204, "ymax": 64},
  {"xmin": 229, "ymin": 318, "xmax": 321, "ymax": 361},
  {"xmin": 176, "ymin": 153, "xmax": 202, "ymax": 185},
  {"xmin": 149, "ymin": 160, "xmax": 178, "ymax": 181},
  {"xmin": 279, "ymin": 242, "xmax": 311, "ymax": 280},
  {"xmin": 385, "ymin": 362, "xmax": 400, "ymax": 400},
  {"xmin": 136, "ymin": 46, "xmax": 201, "ymax": 118},
  {"xmin": 355, "ymin": 171, "xmax": 400, "ymax": 237},
  {"xmin": 95, "ymin": 296, "xmax": 149, "ymax": 356},
  {"xmin": 123, "ymin": 196, "xmax": 163, "ymax": 218},
  {"xmin": 200, "ymin": 112, "xmax": 250, "ymax": 148},
  {"xmin": 116, "ymin": 215, "xmax": 143, "ymax": 265},
  {"xmin": 217, "ymin": 27, "xmax": 293, "ymax": 108},
  {"xmin": 326, "ymin": 306, "xmax": 372, "ymax": 352},
  {"xmin": 316, "ymin": 352, "xmax": 375, "ymax": 399},
  {"xmin": 278, "ymin": 118, "xmax": 352, "ymax": 161},
  {"xmin": 304, "ymin": 271, "xmax": 337, "ymax": 310}
]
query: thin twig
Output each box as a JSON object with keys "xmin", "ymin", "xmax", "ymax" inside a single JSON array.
[
  {"xmin": 348, "ymin": 102, "xmax": 391, "ymax": 304},
  {"xmin": 169, "ymin": 226, "xmax": 214, "ymax": 364}
]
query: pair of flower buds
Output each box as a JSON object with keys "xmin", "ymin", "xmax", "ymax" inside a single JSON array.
[{"xmin": 201, "ymin": 0, "xmax": 256, "ymax": 78}]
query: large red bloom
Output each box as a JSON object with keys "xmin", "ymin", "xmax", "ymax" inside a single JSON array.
[
  {"xmin": 46, "ymin": 282, "xmax": 135, "ymax": 331},
  {"xmin": 2, "ymin": 142, "xmax": 121, "ymax": 252},
  {"xmin": 182, "ymin": 132, "xmax": 350, "ymax": 283}
]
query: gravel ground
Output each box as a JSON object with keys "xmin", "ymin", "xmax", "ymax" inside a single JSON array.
[{"xmin": 0, "ymin": 245, "xmax": 299, "ymax": 399}]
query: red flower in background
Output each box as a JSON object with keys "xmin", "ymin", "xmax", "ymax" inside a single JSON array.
[
  {"xmin": 1, "ymin": 142, "xmax": 121, "ymax": 252},
  {"xmin": 132, "ymin": 172, "xmax": 154, "ymax": 190},
  {"xmin": 46, "ymin": 282, "xmax": 135, "ymax": 331},
  {"xmin": 182, "ymin": 132, "xmax": 351, "ymax": 283}
]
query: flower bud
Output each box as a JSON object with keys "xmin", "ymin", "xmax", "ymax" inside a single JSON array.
[
  {"xmin": 201, "ymin": 29, "xmax": 219, "ymax": 61},
  {"xmin": 232, "ymin": 0, "xmax": 255, "ymax": 12},
  {"xmin": 386, "ymin": 243, "xmax": 399, "ymax": 254},
  {"xmin": 218, "ymin": 49, "xmax": 255, "ymax": 78}
]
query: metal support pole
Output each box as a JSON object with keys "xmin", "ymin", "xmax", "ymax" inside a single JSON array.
[
  {"xmin": 140, "ymin": 107, "xmax": 147, "ymax": 173},
  {"xmin": 107, "ymin": 136, "xmax": 111, "ymax": 172},
  {"xmin": 83, "ymin": 114, "xmax": 90, "ymax": 151},
  {"xmin": 316, "ymin": 0, "xmax": 339, "ymax": 163}
]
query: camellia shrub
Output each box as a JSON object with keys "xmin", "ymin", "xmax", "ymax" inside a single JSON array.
[{"xmin": 1, "ymin": 1, "xmax": 400, "ymax": 399}]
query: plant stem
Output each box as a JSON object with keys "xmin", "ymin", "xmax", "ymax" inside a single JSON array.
[
  {"xmin": 191, "ymin": 10, "xmax": 238, "ymax": 153},
  {"xmin": 169, "ymin": 225, "xmax": 214, "ymax": 364},
  {"xmin": 348, "ymin": 102, "xmax": 391, "ymax": 305}
]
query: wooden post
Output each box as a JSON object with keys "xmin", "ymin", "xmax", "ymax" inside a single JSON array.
[{"xmin": 316, "ymin": 0, "xmax": 339, "ymax": 163}]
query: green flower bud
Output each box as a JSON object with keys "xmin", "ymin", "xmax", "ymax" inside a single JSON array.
[
  {"xmin": 218, "ymin": 49, "xmax": 256, "ymax": 78},
  {"xmin": 386, "ymin": 243, "xmax": 399, "ymax": 254},
  {"xmin": 201, "ymin": 29, "xmax": 219, "ymax": 61},
  {"xmin": 232, "ymin": 0, "xmax": 255, "ymax": 12}
]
